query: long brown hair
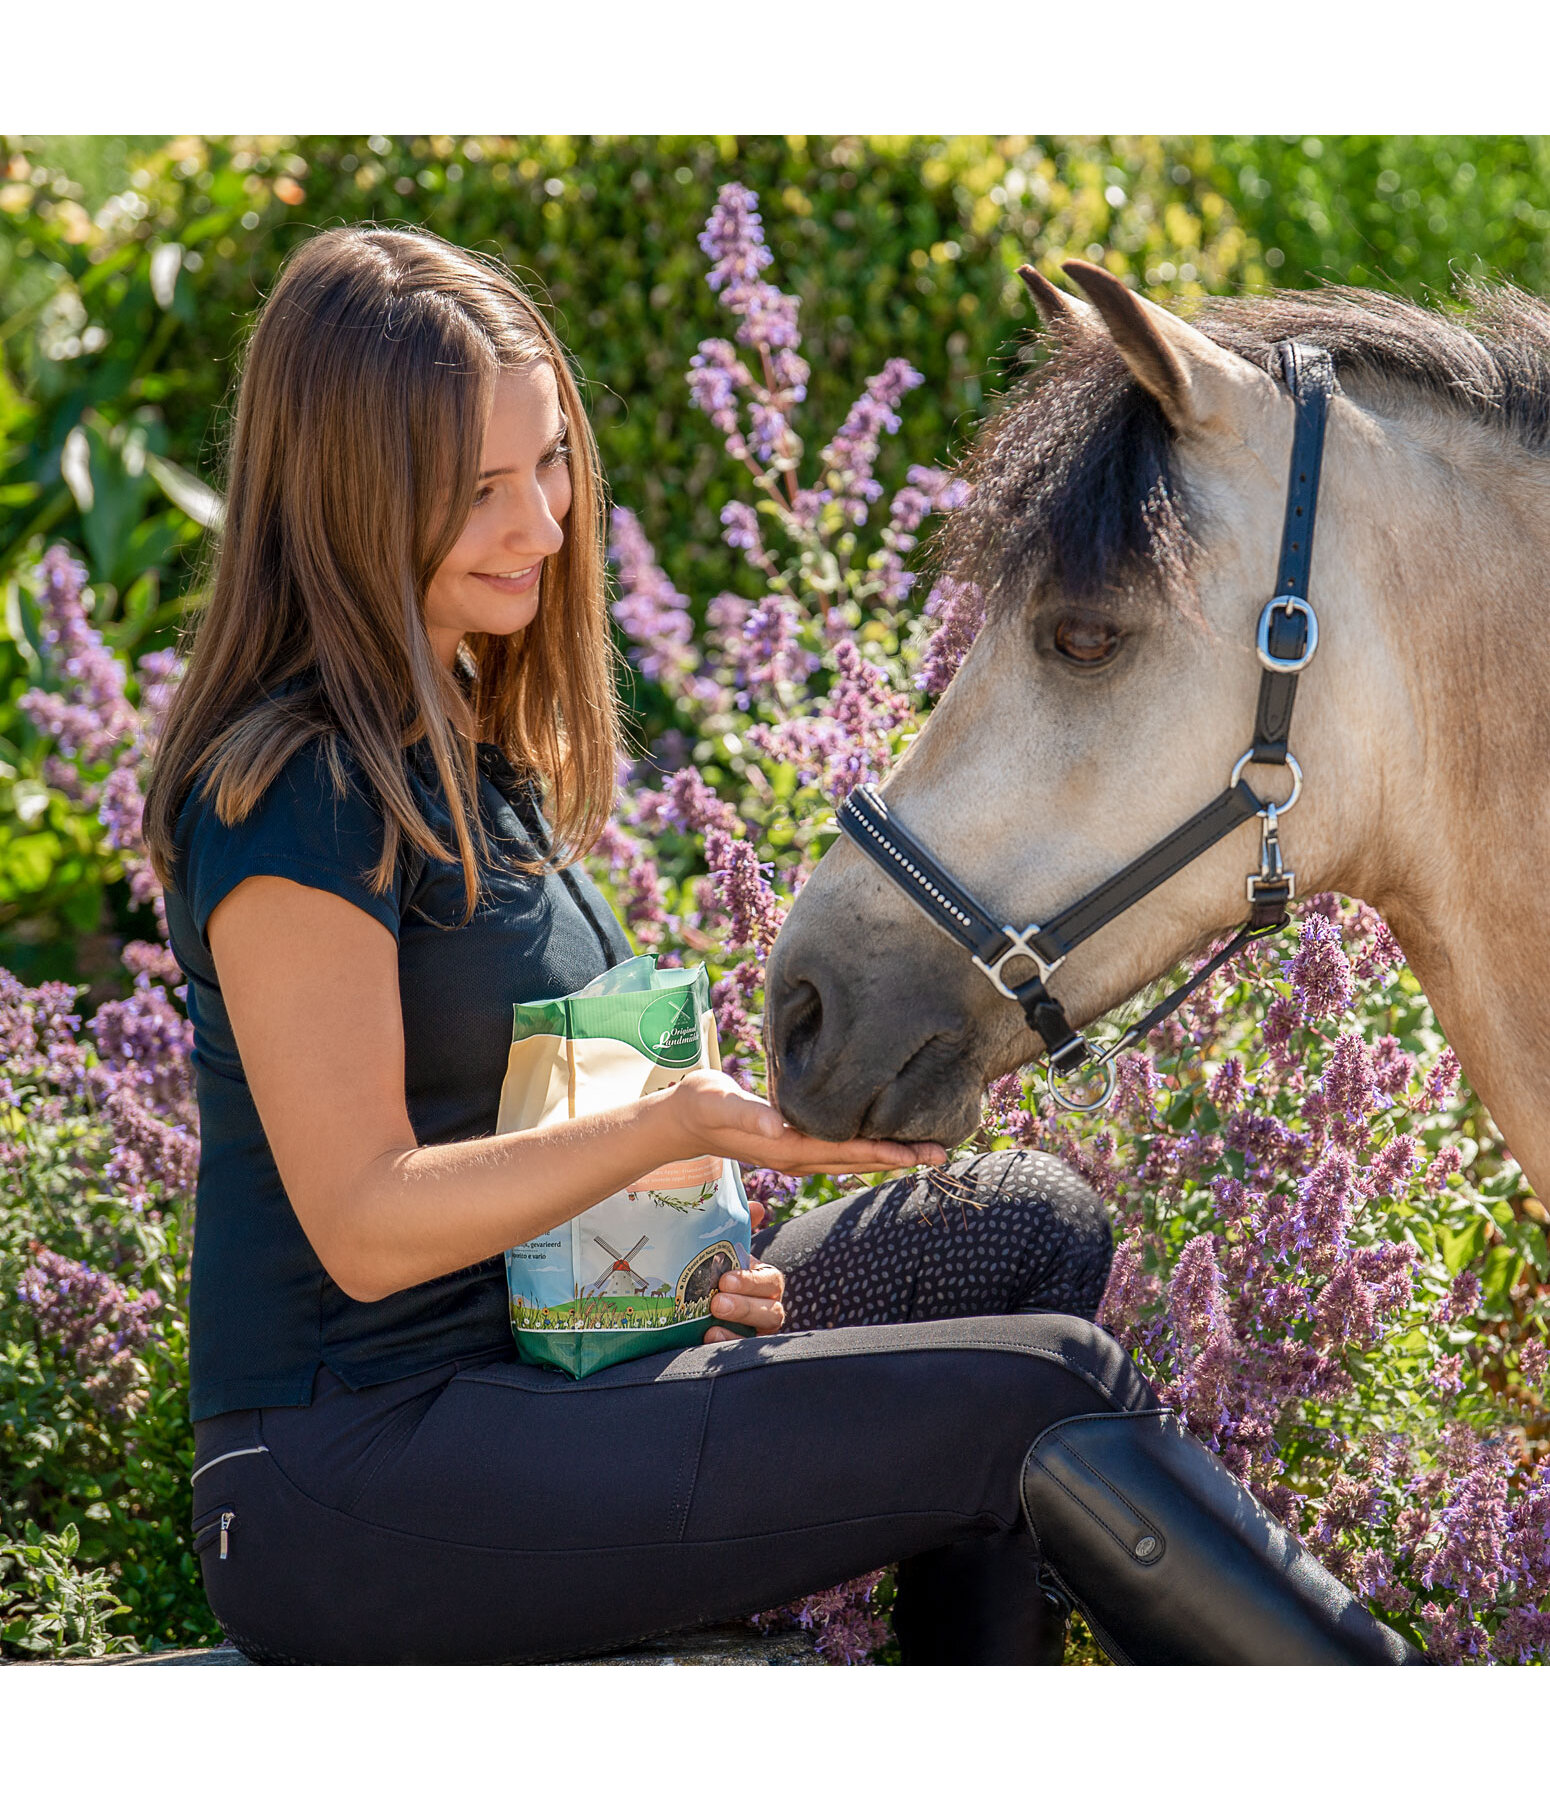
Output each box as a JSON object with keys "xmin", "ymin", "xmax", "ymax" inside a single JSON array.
[{"xmin": 144, "ymin": 223, "xmax": 622, "ymax": 914}]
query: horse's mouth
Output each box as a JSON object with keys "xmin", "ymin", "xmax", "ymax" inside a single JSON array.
[{"xmin": 846, "ymin": 1025, "xmax": 984, "ymax": 1146}]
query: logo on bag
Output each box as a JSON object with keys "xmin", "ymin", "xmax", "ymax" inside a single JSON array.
[
  {"xmin": 637, "ymin": 992, "xmax": 702, "ymax": 1069},
  {"xmin": 677, "ymin": 1240, "xmax": 741, "ymax": 1307}
]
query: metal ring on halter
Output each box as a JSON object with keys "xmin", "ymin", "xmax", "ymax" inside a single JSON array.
[
  {"xmin": 1256, "ymin": 594, "xmax": 1319, "ymax": 672},
  {"xmin": 972, "ymin": 925, "xmax": 1064, "ymax": 1001},
  {"xmin": 1230, "ymin": 748, "xmax": 1303, "ymax": 815},
  {"xmin": 1045, "ymin": 1055, "xmax": 1118, "ymax": 1114}
]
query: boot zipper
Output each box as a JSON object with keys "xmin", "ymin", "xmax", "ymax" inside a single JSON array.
[{"xmin": 219, "ymin": 1511, "xmax": 234, "ymax": 1561}]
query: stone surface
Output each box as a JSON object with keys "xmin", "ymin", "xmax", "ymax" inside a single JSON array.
[{"xmin": 27, "ymin": 1625, "xmax": 821, "ymax": 1667}]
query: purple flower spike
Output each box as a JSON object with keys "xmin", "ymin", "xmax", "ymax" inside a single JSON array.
[
  {"xmin": 1286, "ymin": 913, "xmax": 1354, "ymax": 1021},
  {"xmin": 697, "ymin": 183, "xmax": 804, "ymax": 363},
  {"xmin": 916, "ymin": 578, "xmax": 986, "ymax": 695},
  {"xmin": 818, "ymin": 359, "xmax": 924, "ymax": 525},
  {"xmin": 702, "ymin": 828, "xmax": 785, "ymax": 954},
  {"xmin": 16, "ymin": 1247, "xmax": 164, "ymax": 1416},
  {"xmin": 18, "ymin": 548, "xmax": 139, "ymax": 768},
  {"xmin": 607, "ymin": 507, "xmax": 700, "ymax": 692},
  {"xmin": 698, "ymin": 183, "xmax": 773, "ymax": 296},
  {"xmin": 687, "ymin": 338, "xmax": 749, "ymax": 442}
]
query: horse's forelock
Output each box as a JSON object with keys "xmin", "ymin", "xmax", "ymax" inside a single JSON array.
[
  {"xmin": 942, "ymin": 279, "xmax": 1550, "ymax": 619},
  {"xmin": 941, "ymin": 329, "xmax": 1193, "ymax": 620}
]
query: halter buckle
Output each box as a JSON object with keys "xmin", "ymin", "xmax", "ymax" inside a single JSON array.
[
  {"xmin": 973, "ymin": 926, "xmax": 1064, "ymax": 1001},
  {"xmin": 1256, "ymin": 594, "xmax": 1319, "ymax": 673},
  {"xmin": 1247, "ymin": 803, "xmax": 1296, "ymax": 907}
]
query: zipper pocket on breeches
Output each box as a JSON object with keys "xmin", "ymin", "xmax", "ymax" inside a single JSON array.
[{"xmin": 192, "ymin": 1510, "xmax": 236, "ymax": 1561}]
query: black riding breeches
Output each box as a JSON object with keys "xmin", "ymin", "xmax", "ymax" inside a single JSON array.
[{"xmin": 190, "ymin": 1150, "xmax": 1147, "ymax": 1664}]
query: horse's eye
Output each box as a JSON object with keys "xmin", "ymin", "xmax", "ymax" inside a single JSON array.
[{"xmin": 1052, "ymin": 616, "xmax": 1122, "ymax": 665}]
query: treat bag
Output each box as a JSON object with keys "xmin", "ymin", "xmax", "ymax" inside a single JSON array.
[{"xmin": 497, "ymin": 955, "xmax": 753, "ymax": 1378}]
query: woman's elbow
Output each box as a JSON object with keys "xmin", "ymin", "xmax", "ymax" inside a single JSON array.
[
  {"xmin": 309, "ymin": 1237, "xmax": 396, "ymax": 1304},
  {"xmin": 296, "ymin": 1162, "xmax": 414, "ymax": 1304},
  {"xmin": 328, "ymin": 1260, "xmax": 399, "ymax": 1306}
]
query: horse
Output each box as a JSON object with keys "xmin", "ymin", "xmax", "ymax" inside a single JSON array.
[{"xmin": 765, "ymin": 260, "xmax": 1550, "ymax": 1201}]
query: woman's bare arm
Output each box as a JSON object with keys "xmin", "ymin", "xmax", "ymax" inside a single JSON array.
[{"xmin": 208, "ymin": 875, "xmax": 941, "ymax": 1304}]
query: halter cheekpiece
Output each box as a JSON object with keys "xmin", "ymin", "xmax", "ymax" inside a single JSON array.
[{"xmin": 838, "ymin": 339, "xmax": 1335, "ymax": 1112}]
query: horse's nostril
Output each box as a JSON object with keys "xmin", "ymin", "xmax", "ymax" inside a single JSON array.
[{"xmin": 778, "ymin": 978, "xmax": 825, "ymax": 1080}]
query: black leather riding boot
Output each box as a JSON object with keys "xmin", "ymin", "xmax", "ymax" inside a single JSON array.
[
  {"xmin": 1021, "ymin": 1410, "xmax": 1424, "ymax": 1665},
  {"xmin": 892, "ymin": 1532, "xmax": 1068, "ymax": 1665}
]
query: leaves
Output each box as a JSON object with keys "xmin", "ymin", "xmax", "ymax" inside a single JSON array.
[{"xmin": 0, "ymin": 1518, "xmax": 139, "ymax": 1659}]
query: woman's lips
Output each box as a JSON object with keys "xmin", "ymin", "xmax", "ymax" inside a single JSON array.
[{"xmin": 473, "ymin": 564, "xmax": 541, "ymax": 595}]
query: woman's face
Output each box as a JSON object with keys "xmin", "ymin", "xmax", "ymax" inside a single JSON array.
[{"xmin": 424, "ymin": 360, "xmax": 572, "ymax": 670}]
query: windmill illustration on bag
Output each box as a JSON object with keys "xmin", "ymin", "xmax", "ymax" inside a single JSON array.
[{"xmin": 585, "ymin": 1233, "xmax": 655, "ymax": 1299}]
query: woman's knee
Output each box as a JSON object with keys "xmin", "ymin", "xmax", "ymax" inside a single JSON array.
[
  {"xmin": 957, "ymin": 1149, "xmax": 1110, "ymax": 1236},
  {"xmin": 952, "ymin": 1149, "xmax": 1114, "ymax": 1294},
  {"xmin": 987, "ymin": 1310, "xmax": 1157, "ymax": 1418}
]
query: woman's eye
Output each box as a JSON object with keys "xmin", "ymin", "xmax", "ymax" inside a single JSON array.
[
  {"xmin": 1052, "ymin": 616, "xmax": 1122, "ymax": 665},
  {"xmin": 471, "ymin": 484, "xmax": 493, "ymax": 508},
  {"xmin": 541, "ymin": 441, "xmax": 570, "ymax": 467}
]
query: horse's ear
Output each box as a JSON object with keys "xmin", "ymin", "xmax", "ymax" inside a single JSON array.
[
  {"xmin": 1017, "ymin": 264, "xmax": 1096, "ymax": 334},
  {"xmin": 1060, "ymin": 259, "xmax": 1272, "ymax": 436}
]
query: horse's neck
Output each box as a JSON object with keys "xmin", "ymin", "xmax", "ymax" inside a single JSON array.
[
  {"xmin": 1365, "ymin": 422, "xmax": 1550, "ymax": 1194},
  {"xmin": 1383, "ymin": 885, "xmax": 1550, "ymax": 1198}
]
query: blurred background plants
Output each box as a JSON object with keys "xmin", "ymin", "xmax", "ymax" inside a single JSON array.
[{"xmin": 2, "ymin": 136, "xmax": 1547, "ymax": 1660}]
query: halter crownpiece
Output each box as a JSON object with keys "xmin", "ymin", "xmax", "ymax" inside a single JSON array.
[{"xmin": 838, "ymin": 339, "xmax": 1335, "ymax": 1112}]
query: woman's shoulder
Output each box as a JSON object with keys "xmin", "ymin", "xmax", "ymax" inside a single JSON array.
[
  {"xmin": 170, "ymin": 692, "xmax": 406, "ymax": 943},
  {"xmin": 176, "ymin": 718, "xmax": 376, "ymax": 843}
]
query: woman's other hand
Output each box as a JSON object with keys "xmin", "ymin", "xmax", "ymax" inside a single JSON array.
[
  {"xmin": 704, "ymin": 1258, "xmax": 785, "ymax": 1343},
  {"xmin": 668, "ymin": 1070, "xmax": 945, "ymax": 1177}
]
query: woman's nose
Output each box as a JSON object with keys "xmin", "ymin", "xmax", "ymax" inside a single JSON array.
[{"xmin": 506, "ymin": 485, "xmax": 565, "ymax": 556}]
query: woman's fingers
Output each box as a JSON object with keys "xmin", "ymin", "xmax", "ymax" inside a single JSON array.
[
  {"xmin": 723, "ymin": 1260, "xmax": 783, "ymax": 1296},
  {"xmin": 708, "ymin": 1292, "xmax": 785, "ymax": 1333},
  {"xmin": 674, "ymin": 1072, "xmax": 948, "ymax": 1177},
  {"xmin": 761, "ymin": 1135, "xmax": 947, "ymax": 1175},
  {"xmin": 708, "ymin": 1258, "xmax": 785, "ymax": 1335}
]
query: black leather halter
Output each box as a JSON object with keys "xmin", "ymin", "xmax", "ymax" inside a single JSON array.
[{"xmin": 838, "ymin": 340, "xmax": 1334, "ymax": 1111}]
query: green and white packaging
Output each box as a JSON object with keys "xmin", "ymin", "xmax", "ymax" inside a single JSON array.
[{"xmin": 498, "ymin": 956, "xmax": 753, "ymax": 1378}]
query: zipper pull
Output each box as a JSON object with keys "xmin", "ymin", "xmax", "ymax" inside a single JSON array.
[{"xmin": 219, "ymin": 1511, "xmax": 234, "ymax": 1561}]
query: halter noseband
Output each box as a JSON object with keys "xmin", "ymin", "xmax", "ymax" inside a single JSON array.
[{"xmin": 838, "ymin": 339, "xmax": 1334, "ymax": 1112}]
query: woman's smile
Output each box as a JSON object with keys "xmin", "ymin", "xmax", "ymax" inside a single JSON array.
[{"xmin": 472, "ymin": 563, "xmax": 543, "ymax": 595}]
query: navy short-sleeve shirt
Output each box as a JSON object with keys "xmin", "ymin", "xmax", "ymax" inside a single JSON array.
[{"xmin": 165, "ymin": 729, "xmax": 630, "ymax": 1421}]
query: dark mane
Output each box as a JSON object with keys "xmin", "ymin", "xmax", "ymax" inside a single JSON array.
[{"xmin": 944, "ymin": 281, "xmax": 1550, "ymax": 611}]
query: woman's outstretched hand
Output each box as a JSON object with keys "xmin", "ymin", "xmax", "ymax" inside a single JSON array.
[{"xmin": 666, "ymin": 1069, "xmax": 946, "ymax": 1177}]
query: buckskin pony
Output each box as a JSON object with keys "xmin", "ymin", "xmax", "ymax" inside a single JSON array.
[{"xmin": 768, "ymin": 262, "xmax": 1550, "ymax": 1209}]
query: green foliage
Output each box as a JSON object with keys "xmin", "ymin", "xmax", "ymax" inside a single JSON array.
[
  {"xmin": 1213, "ymin": 136, "xmax": 1550, "ymax": 297},
  {"xmin": 0, "ymin": 1518, "xmax": 137, "ymax": 1658}
]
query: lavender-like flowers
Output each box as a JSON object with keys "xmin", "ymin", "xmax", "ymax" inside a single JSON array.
[
  {"xmin": 17, "ymin": 548, "xmax": 139, "ymax": 767},
  {"xmin": 16, "ymin": 1247, "xmax": 163, "ymax": 1417},
  {"xmin": 608, "ymin": 506, "xmax": 701, "ymax": 694}
]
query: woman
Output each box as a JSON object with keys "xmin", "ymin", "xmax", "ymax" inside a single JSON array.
[{"xmin": 144, "ymin": 224, "xmax": 1417, "ymax": 1666}]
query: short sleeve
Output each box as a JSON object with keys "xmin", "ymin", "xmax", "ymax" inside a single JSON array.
[{"xmin": 175, "ymin": 738, "xmax": 405, "ymax": 950}]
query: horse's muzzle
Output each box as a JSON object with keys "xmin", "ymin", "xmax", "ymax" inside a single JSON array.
[{"xmin": 763, "ymin": 919, "xmax": 989, "ymax": 1144}]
